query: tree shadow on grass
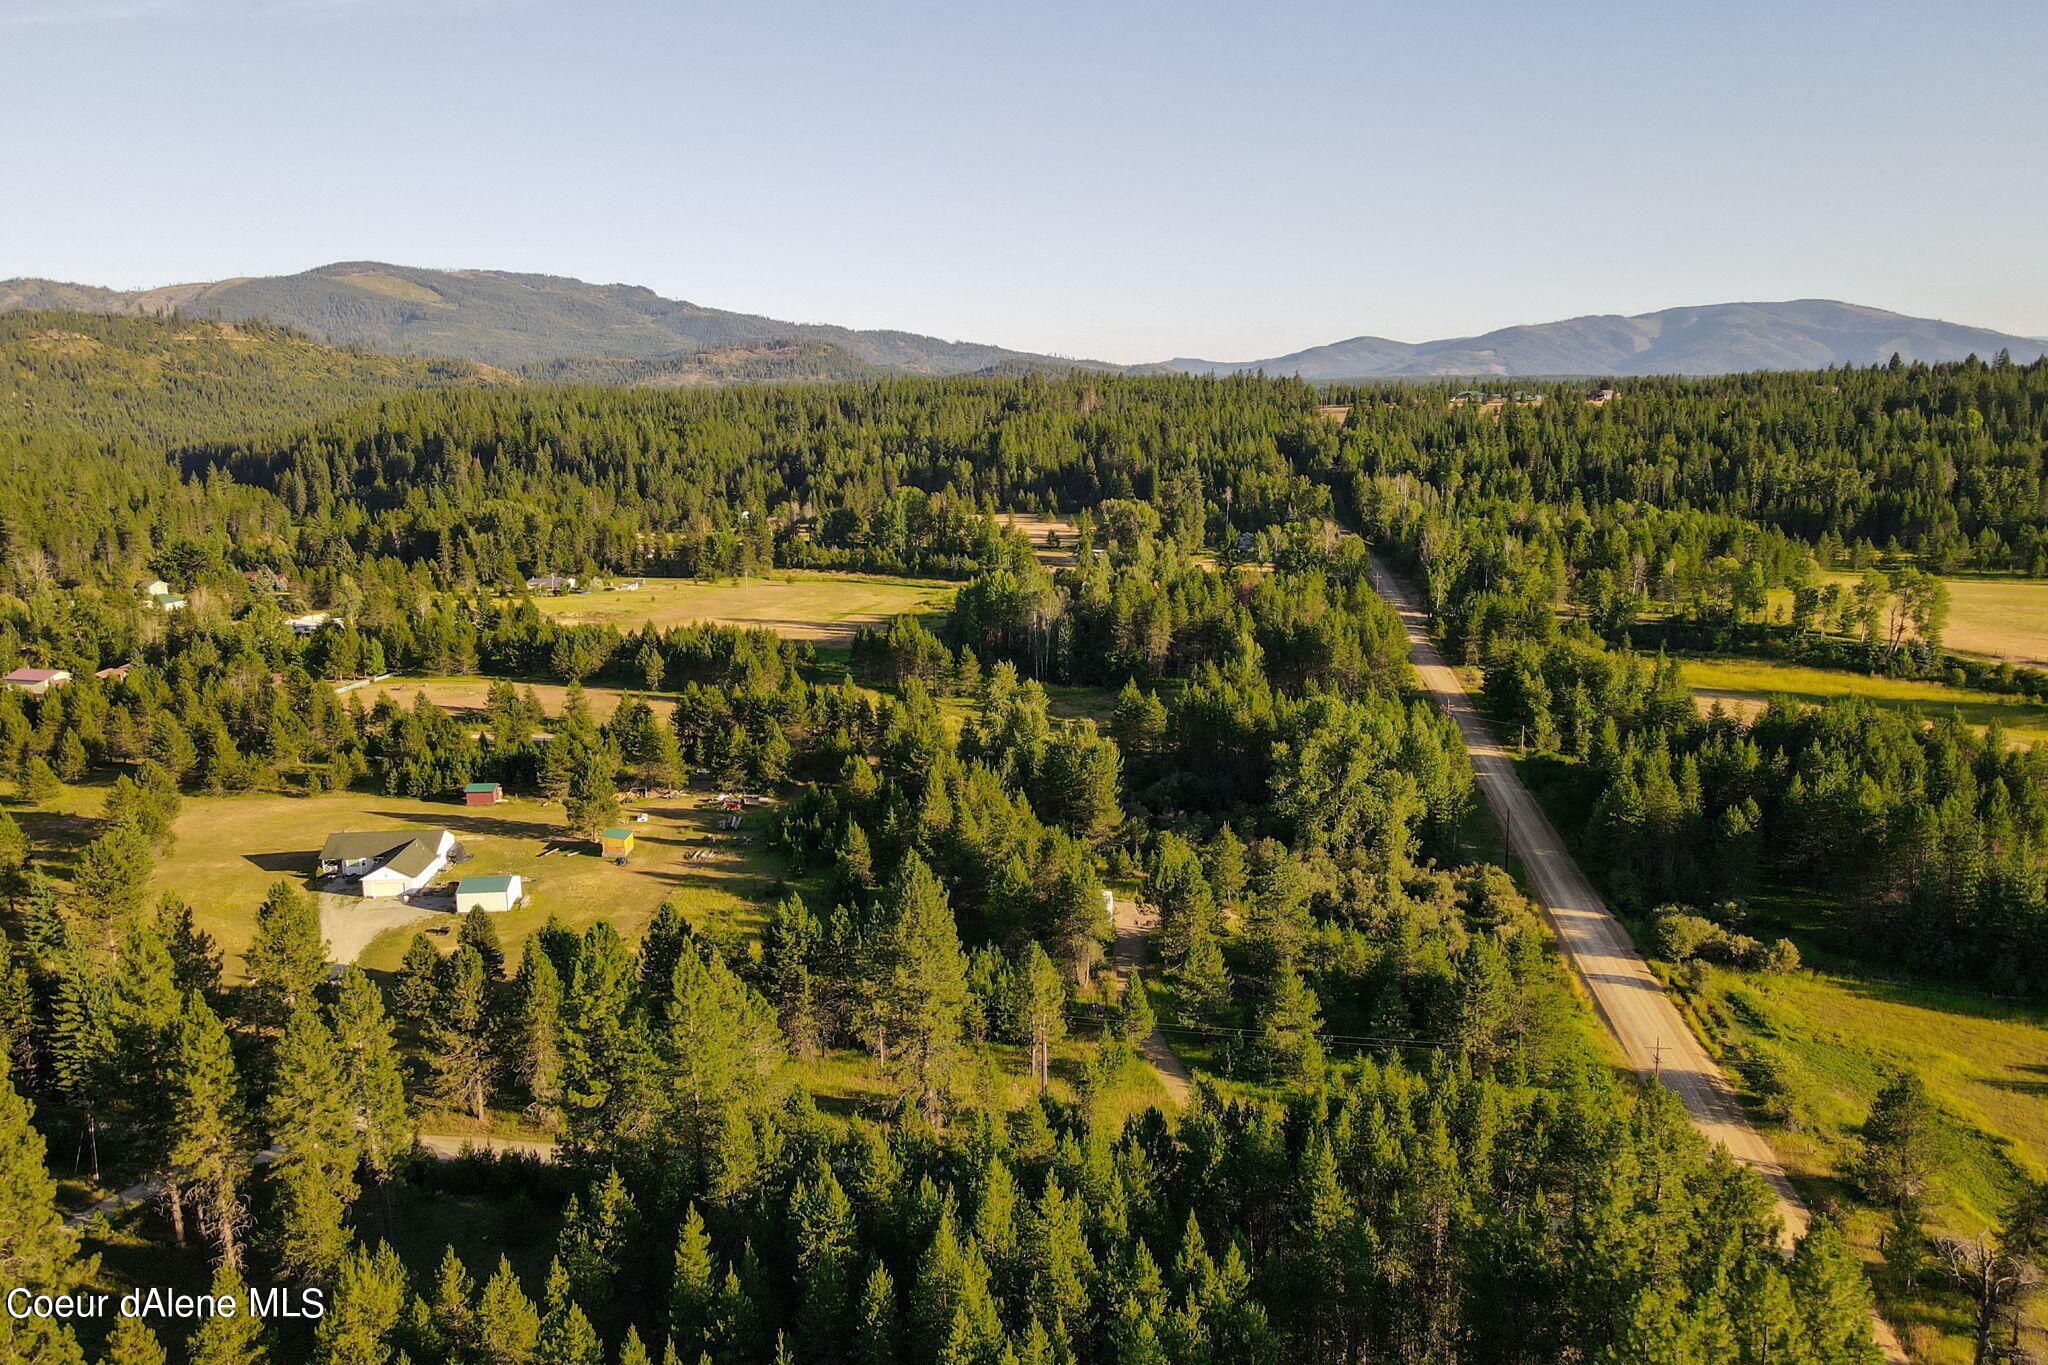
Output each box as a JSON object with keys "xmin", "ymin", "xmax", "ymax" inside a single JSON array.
[
  {"xmin": 368, "ymin": 808, "xmax": 567, "ymax": 843},
  {"xmin": 242, "ymin": 850, "xmax": 312, "ymax": 872}
]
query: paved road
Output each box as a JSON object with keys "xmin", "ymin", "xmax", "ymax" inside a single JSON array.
[
  {"xmin": 1110, "ymin": 897, "xmax": 1194, "ymax": 1107},
  {"xmin": 1367, "ymin": 556, "xmax": 1909, "ymax": 1363}
]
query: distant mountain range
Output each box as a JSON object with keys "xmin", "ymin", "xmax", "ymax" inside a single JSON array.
[
  {"xmin": 0, "ymin": 261, "xmax": 1116, "ymax": 377},
  {"xmin": 3, "ymin": 263, "xmax": 2043, "ymax": 380},
  {"xmin": 1167, "ymin": 300, "xmax": 2048, "ymax": 378}
]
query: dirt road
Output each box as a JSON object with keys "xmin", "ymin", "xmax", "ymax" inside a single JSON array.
[
  {"xmin": 1367, "ymin": 556, "xmax": 1908, "ymax": 1362},
  {"xmin": 1110, "ymin": 897, "xmax": 1194, "ymax": 1107}
]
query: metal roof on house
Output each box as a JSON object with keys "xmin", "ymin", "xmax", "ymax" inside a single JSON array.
[
  {"xmin": 463, "ymin": 782, "xmax": 501, "ymax": 793},
  {"xmin": 458, "ymin": 875, "xmax": 518, "ymax": 894},
  {"xmin": 320, "ymin": 831, "xmax": 419, "ymax": 863},
  {"xmin": 380, "ymin": 837, "xmax": 447, "ymax": 879},
  {"xmin": 4, "ymin": 668, "xmax": 67, "ymax": 682}
]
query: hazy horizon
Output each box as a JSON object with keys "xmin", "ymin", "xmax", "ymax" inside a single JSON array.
[{"xmin": 4, "ymin": 0, "xmax": 2044, "ymax": 363}]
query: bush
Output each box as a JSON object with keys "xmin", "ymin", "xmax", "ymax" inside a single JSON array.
[{"xmin": 1653, "ymin": 909, "xmax": 1723, "ymax": 962}]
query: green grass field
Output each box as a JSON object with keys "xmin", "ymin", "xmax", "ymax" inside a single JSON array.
[
  {"xmin": 121, "ymin": 785, "xmax": 780, "ymax": 971},
  {"xmin": 1766, "ymin": 573, "xmax": 2048, "ymax": 670},
  {"xmin": 1686, "ymin": 958, "xmax": 2048, "ymax": 1362},
  {"xmin": 520, "ymin": 570, "xmax": 955, "ymax": 646},
  {"xmin": 1683, "ymin": 655, "xmax": 2048, "ymax": 748}
]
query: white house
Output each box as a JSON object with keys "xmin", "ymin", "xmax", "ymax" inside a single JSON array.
[
  {"xmin": 319, "ymin": 829, "xmax": 457, "ymax": 898},
  {"xmin": 141, "ymin": 579, "xmax": 170, "ymax": 597},
  {"xmin": 454, "ymin": 875, "xmax": 523, "ymax": 914},
  {"xmin": 526, "ymin": 574, "xmax": 578, "ymax": 593},
  {"xmin": 287, "ymin": 612, "xmax": 338, "ymax": 636}
]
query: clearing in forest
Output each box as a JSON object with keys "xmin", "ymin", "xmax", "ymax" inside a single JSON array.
[
  {"xmin": 994, "ymin": 512, "xmax": 1083, "ymax": 567},
  {"xmin": 519, "ymin": 570, "xmax": 954, "ymax": 645},
  {"xmin": 1684, "ymin": 656, "xmax": 2048, "ymax": 748},
  {"xmin": 129, "ymin": 786, "xmax": 775, "ymax": 965}
]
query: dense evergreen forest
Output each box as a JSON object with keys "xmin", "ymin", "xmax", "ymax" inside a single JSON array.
[{"xmin": 7, "ymin": 315, "xmax": 2047, "ymax": 1365}]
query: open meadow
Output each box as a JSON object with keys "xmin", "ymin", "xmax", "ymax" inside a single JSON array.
[
  {"xmin": 128, "ymin": 785, "xmax": 781, "ymax": 969},
  {"xmin": 1767, "ymin": 572, "xmax": 2048, "ymax": 670},
  {"xmin": 1685, "ymin": 655, "xmax": 2048, "ymax": 748},
  {"xmin": 359, "ymin": 674, "xmax": 670, "ymax": 724},
  {"xmin": 520, "ymin": 569, "xmax": 954, "ymax": 645},
  {"xmin": 1689, "ymin": 958, "xmax": 2048, "ymax": 1361}
]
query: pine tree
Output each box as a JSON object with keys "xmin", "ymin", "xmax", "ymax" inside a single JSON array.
[
  {"xmin": 1114, "ymin": 971, "xmax": 1156, "ymax": 1045},
  {"xmin": 265, "ymin": 1004, "xmax": 359, "ymax": 1281},
  {"xmin": 0, "ymin": 1071, "xmax": 91, "ymax": 1295},
  {"xmin": 158, "ymin": 893, "xmax": 223, "ymax": 999},
  {"xmin": 100, "ymin": 1314, "xmax": 169, "ymax": 1365},
  {"xmin": 657, "ymin": 939, "xmax": 782, "ymax": 1172},
  {"xmin": 245, "ymin": 880, "xmax": 327, "ymax": 1029},
  {"xmin": 329, "ymin": 968, "xmax": 409, "ymax": 1181},
  {"xmin": 667, "ymin": 1204, "xmax": 716, "ymax": 1359},
  {"xmin": 475, "ymin": 1256, "xmax": 541, "ymax": 1365},
  {"xmin": 793, "ymin": 1165, "xmax": 858, "ymax": 1356},
  {"xmin": 428, "ymin": 946, "xmax": 496, "ymax": 1120},
  {"xmin": 869, "ymin": 853, "xmax": 970, "ymax": 1120},
  {"xmin": 187, "ymin": 1261, "xmax": 268, "ymax": 1365},
  {"xmin": 853, "ymin": 1261, "xmax": 900, "ymax": 1365},
  {"xmin": 1789, "ymin": 1217, "xmax": 1881, "ymax": 1365},
  {"xmin": 535, "ymin": 1263, "xmax": 602, "ymax": 1365},
  {"xmin": 509, "ymin": 939, "xmax": 564, "ymax": 1118},
  {"xmin": 393, "ymin": 933, "xmax": 442, "ymax": 1036},
  {"xmin": 311, "ymin": 1238, "xmax": 409, "ymax": 1365},
  {"xmin": 1009, "ymin": 943, "xmax": 1066, "ymax": 1087},
  {"xmin": 458, "ymin": 905, "xmax": 507, "ymax": 981},
  {"xmin": 110, "ymin": 918, "xmax": 186, "ymax": 1241},
  {"xmin": 168, "ymin": 992, "xmax": 249, "ymax": 1269},
  {"xmin": 558, "ymin": 1169, "xmax": 638, "ymax": 1333}
]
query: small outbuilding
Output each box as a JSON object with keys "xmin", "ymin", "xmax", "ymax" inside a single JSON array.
[
  {"xmin": 462, "ymin": 782, "xmax": 503, "ymax": 806},
  {"xmin": 454, "ymin": 875, "xmax": 523, "ymax": 914},
  {"xmin": 599, "ymin": 826, "xmax": 635, "ymax": 861}
]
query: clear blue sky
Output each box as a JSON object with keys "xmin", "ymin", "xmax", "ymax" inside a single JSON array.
[{"xmin": 3, "ymin": 0, "xmax": 2043, "ymax": 362}]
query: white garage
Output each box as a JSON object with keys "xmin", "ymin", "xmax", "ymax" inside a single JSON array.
[{"xmin": 454, "ymin": 875, "xmax": 523, "ymax": 914}]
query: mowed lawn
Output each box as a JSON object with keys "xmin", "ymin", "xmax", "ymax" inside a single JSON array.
[
  {"xmin": 521, "ymin": 571, "xmax": 954, "ymax": 645},
  {"xmin": 142, "ymin": 787, "xmax": 781, "ymax": 970},
  {"xmin": 1684, "ymin": 655, "xmax": 2048, "ymax": 748}
]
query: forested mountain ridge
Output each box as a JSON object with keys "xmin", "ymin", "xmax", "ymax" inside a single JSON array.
[
  {"xmin": 522, "ymin": 338, "xmax": 890, "ymax": 387},
  {"xmin": 0, "ymin": 310, "xmax": 510, "ymax": 444},
  {"xmin": 1169, "ymin": 299, "xmax": 2048, "ymax": 378},
  {"xmin": 11, "ymin": 263, "xmax": 2044, "ymax": 379},
  {"xmin": 0, "ymin": 261, "xmax": 1124, "ymax": 374}
]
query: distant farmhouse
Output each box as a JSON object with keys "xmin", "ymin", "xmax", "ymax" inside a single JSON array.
[
  {"xmin": 2, "ymin": 667, "xmax": 70, "ymax": 695},
  {"xmin": 454, "ymin": 875, "xmax": 523, "ymax": 914},
  {"xmin": 319, "ymin": 829, "xmax": 458, "ymax": 898},
  {"xmin": 526, "ymin": 574, "xmax": 578, "ymax": 593},
  {"xmin": 287, "ymin": 611, "xmax": 339, "ymax": 636},
  {"xmin": 141, "ymin": 578, "xmax": 187, "ymax": 611}
]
